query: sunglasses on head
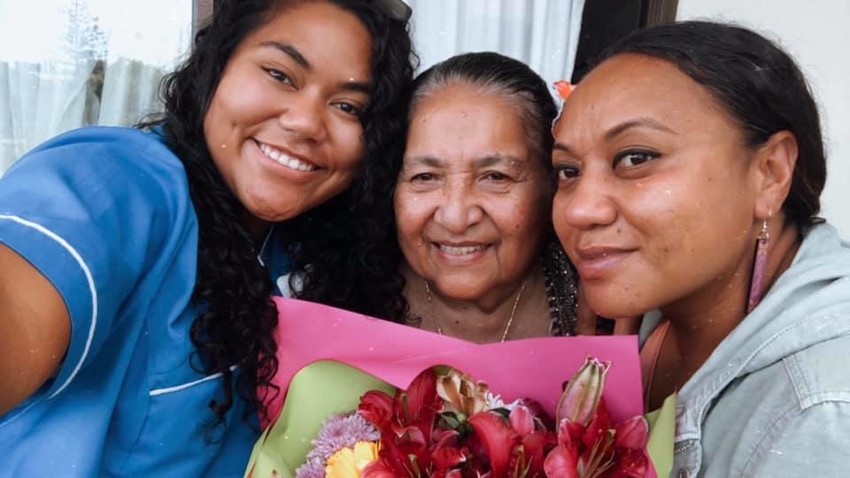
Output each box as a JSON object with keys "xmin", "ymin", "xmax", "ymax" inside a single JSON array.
[{"xmin": 376, "ymin": 0, "xmax": 412, "ymax": 21}]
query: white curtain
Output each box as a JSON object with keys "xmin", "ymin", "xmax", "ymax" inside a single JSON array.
[
  {"xmin": 0, "ymin": 0, "xmax": 191, "ymax": 174},
  {"xmin": 407, "ymin": 0, "xmax": 585, "ymax": 86},
  {"xmin": 0, "ymin": 0, "xmax": 585, "ymax": 174}
]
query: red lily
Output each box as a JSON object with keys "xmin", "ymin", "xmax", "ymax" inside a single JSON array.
[
  {"xmin": 358, "ymin": 368, "xmax": 445, "ymax": 476},
  {"xmin": 545, "ymin": 397, "xmax": 649, "ymax": 478},
  {"xmin": 468, "ymin": 411, "xmax": 518, "ymax": 477}
]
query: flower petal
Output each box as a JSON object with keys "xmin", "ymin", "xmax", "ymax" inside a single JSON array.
[
  {"xmin": 614, "ymin": 416, "xmax": 649, "ymax": 450},
  {"xmin": 554, "ymin": 80, "xmax": 576, "ymax": 101},
  {"xmin": 358, "ymin": 391, "xmax": 394, "ymax": 429},
  {"xmin": 509, "ymin": 404, "xmax": 535, "ymax": 436},
  {"xmin": 556, "ymin": 356, "xmax": 611, "ymax": 426},
  {"xmin": 467, "ymin": 412, "xmax": 519, "ymax": 477},
  {"xmin": 361, "ymin": 458, "xmax": 398, "ymax": 478},
  {"xmin": 432, "ymin": 445, "xmax": 467, "ymax": 472},
  {"xmin": 406, "ymin": 368, "xmax": 440, "ymax": 421},
  {"xmin": 543, "ymin": 445, "xmax": 579, "ymax": 478}
]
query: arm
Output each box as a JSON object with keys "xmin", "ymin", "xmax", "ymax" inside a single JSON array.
[{"xmin": 0, "ymin": 243, "xmax": 70, "ymax": 415}]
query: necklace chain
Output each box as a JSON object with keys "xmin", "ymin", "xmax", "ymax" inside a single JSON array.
[{"xmin": 424, "ymin": 279, "xmax": 528, "ymax": 342}]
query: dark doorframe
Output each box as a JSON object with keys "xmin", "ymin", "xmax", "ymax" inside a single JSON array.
[
  {"xmin": 571, "ymin": 0, "xmax": 678, "ymax": 82},
  {"xmin": 642, "ymin": 0, "xmax": 679, "ymax": 26}
]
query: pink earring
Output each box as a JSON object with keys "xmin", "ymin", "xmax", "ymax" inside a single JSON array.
[{"xmin": 746, "ymin": 218, "xmax": 770, "ymax": 313}]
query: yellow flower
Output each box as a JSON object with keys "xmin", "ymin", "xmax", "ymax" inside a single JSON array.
[{"xmin": 324, "ymin": 441, "xmax": 379, "ymax": 478}]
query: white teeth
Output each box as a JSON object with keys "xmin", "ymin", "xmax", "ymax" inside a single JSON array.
[
  {"xmin": 438, "ymin": 244, "xmax": 487, "ymax": 255},
  {"xmin": 258, "ymin": 142, "xmax": 317, "ymax": 172}
]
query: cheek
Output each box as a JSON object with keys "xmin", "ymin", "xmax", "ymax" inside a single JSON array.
[
  {"xmin": 333, "ymin": 124, "xmax": 366, "ymax": 170},
  {"xmin": 552, "ymin": 193, "xmax": 575, "ymax": 244},
  {"xmin": 394, "ymin": 191, "xmax": 434, "ymax": 245},
  {"xmin": 626, "ymin": 176, "xmax": 752, "ymax": 295},
  {"xmin": 505, "ymin": 193, "xmax": 547, "ymax": 236}
]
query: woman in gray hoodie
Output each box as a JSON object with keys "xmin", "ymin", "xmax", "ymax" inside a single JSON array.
[{"xmin": 551, "ymin": 21, "xmax": 850, "ymax": 477}]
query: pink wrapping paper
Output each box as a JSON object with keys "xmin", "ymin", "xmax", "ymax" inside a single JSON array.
[{"xmin": 264, "ymin": 297, "xmax": 643, "ymax": 426}]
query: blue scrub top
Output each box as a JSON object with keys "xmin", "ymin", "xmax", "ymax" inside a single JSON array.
[{"xmin": 0, "ymin": 126, "xmax": 288, "ymax": 476}]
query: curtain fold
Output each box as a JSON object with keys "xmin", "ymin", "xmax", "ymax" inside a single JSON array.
[
  {"xmin": 407, "ymin": 0, "xmax": 586, "ymax": 87},
  {"xmin": 0, "ymin": 0, "xmax": 584, "ymax": 174},
  {"xmin": 0, "ymin": 0, "xmax": 191, "ymax": 174}
]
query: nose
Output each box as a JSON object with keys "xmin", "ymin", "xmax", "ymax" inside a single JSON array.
[
  {"xmin": 555, "ymin": 171, "xmax": 617, "ymax": 231},
  {"xmin": 278, "ymin": 93, "xmax": 327, "ymax": 143},
  {"xmin": 433, "ymin": 180, "xmax": 483, "ymax": 234}
]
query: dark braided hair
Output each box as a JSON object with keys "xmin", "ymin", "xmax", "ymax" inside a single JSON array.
[
  {"xmin": 140, "ymin": 0, "xmax": 415, "ymax": 428},
  {"xmin": 298, "ymin": 52, "xmax": 557, "ymax": 322}
]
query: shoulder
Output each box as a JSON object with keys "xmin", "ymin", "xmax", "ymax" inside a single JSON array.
[
  {"xmin": 21, "ymin": 125, "xmax": 182, "ymax": 174},
  {"xmin": 2, "ymin": 125, "xmax": 190, "ymax": 217},
  {"xmin": 31, "ymin": 125, "xmax": 170, "ymax": 153},
  {"xmin": 737, "ymin": 376, "xmax": 850, "ymax": 475},
  {"xmin": 700, "ymin": 337, "xmax": 850, "ymax": 475},
  {"xmin": 784, "ymin": 333, "xmax": 850, "ymax": 408}
]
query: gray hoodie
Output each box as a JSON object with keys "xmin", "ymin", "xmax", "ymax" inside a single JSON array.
[{"xmin": 641, "ymin": 222, "xmax": 850, "ymax": 477}]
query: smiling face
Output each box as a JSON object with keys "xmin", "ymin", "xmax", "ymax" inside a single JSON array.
[
  {"xmin": 203, "ymin": 1, "xmax": 372, "ymax": 231},
  {"xmin": 395, "ymin": 83, "xmax": 551, "ymax": 305},
  {"xmin": 551, "ymin": 54, "xmax": 762, "ymax": 318}
]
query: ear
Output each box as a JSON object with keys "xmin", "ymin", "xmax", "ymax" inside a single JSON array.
[{"xmin": 753, "ymin": 130, "xmax": 797, "ymax": 219}]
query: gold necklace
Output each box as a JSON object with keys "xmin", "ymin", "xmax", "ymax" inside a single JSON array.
[{"xmin": 424, "ymin": 279, "xmax": 528, "ymax": 342}]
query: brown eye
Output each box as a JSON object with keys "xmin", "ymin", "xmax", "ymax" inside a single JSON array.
[
  {"xmin": 264, "ymin": 67, "xmax": 293, "ymax": 86},
  {"xmin": 332, "ymin": 101, "xmax": 361, "ymax": 117},
  {"xmin": 554, "ymin": 165, "xmax": 580, "ymax": 181},
  {"xmin": 411, "ymin": 173, "xmax": 435, "ymax": 182},
  {"xmin": 614, "ymin": 149, "xmax": 659, "ymax": 169},
  {"xmin": 484, "ymin": 171, "xmax": 508, "ymax": 181}
]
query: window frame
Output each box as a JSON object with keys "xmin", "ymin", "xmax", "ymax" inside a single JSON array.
[{"xmin": 193, "ymin": 0, "xmax": 213, "ymax": 34}]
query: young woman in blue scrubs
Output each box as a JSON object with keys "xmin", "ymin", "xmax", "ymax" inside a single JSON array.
[{"xmin": 0, "ymin": 0, "xmax": 414, "ymax": 475}]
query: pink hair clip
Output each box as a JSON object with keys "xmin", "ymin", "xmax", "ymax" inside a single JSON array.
[{"xmin": 554, "ymin": 80, "xmax": 575, "ymax": 101}]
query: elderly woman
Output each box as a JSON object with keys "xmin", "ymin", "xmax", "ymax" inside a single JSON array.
[
  {"xmin": 294, "ymin": 52, "xmax": 584, "ymax": 341},
  {"xmin": 551, "ymin": 21, "xmax": 850, "ymax": 476}
]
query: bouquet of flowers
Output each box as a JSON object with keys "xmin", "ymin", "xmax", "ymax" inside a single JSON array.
[
  {"xmin": 244, "ymin": 298, "xmax": 675, "ymax": 478},
  {"xmin": 296, "ymin": 359, "xmax": 649, "ymax": 478}
]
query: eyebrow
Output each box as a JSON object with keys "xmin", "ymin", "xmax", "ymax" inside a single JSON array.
[
  {"xmin": 261, "ymin": 41, "xmax": 310, "ymax": 68},
  {"xmin": 260, "ymin": 40, "xmax": 372, "ymax": 94},
  {"xmin": 604, "ymin": 117, "xmax": 677, "ymax": 140},
  {"xmin": 553, "ymin": 117, "xmax": 677, "ymax": 155},
  {"xmin": 403, "ymin": 154, "xmax": 523, "ymax": 169},
  {"xmin": 474, "ymin": 154, "xmax": 523, "ymax": 169}
]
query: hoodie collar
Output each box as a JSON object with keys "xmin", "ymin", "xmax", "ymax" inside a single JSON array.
[{"xmin": 671, "ymin": 223, "xmax": 850, "ymax": 441}]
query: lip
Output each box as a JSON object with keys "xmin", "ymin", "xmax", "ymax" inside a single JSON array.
[
  {"xmin": 255, "ymin": 139, "xmax": 320, "ymax": 173},
  {"xmin": 572, "ymin": 245, "xmax": 635, "ymax": 279},
  {"xmin": 432, "ymin": 241, "xmax": 491, "ymax": 265}
]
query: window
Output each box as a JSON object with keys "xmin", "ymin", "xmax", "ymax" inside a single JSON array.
[
  {"xmin": 407, "ymin": 0, "xmax": 586, "ymax": 88},
  {"xmin": 0, "ymin": 0, "xmax": 194, "ymax": 173}
]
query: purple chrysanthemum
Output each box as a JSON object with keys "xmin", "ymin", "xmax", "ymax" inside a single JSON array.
[{"xmin": 294, "ymin": 412, "xmax": 380, "ymax": 478}]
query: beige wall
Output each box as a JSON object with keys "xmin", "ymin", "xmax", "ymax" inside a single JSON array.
[{"xmin": 677, "ymin": 0, "xmax": 850, "ymax": 237}]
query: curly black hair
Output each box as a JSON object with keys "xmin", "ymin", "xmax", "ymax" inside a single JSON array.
[
  {"xmin": 140, "ymin": 0, "xmax": 415, "ymax": 428},
  {"xmin": 298, "ymin": 52, "xmax": 558, "ymax": 323},
  {"xmin": 284, "ymin": 3, "xmax": 417, "ymax": 319}
]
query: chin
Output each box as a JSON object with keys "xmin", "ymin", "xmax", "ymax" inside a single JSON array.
[
  {"xmin": 434, "ymin": 284, "xmax": 485, "ymax": 301},
  {"xmin": 585, "ymin": 290, "xmax": 651, "ymax": 320}
]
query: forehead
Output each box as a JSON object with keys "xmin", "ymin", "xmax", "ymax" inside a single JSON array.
[
  {"xmin": 240, "ymin": 1, "xmax": 372, "ymax": 79},
  {"xmin": 406, "ymin": 85, "xmax": 530, "ymax": 160},
  {"xmin": 555, "ymin": 54, "xmax": 733, "ymax": 138},
  {"xmin": 411, "ymin": 84, "xmax": 524, "ymax": 138}
]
